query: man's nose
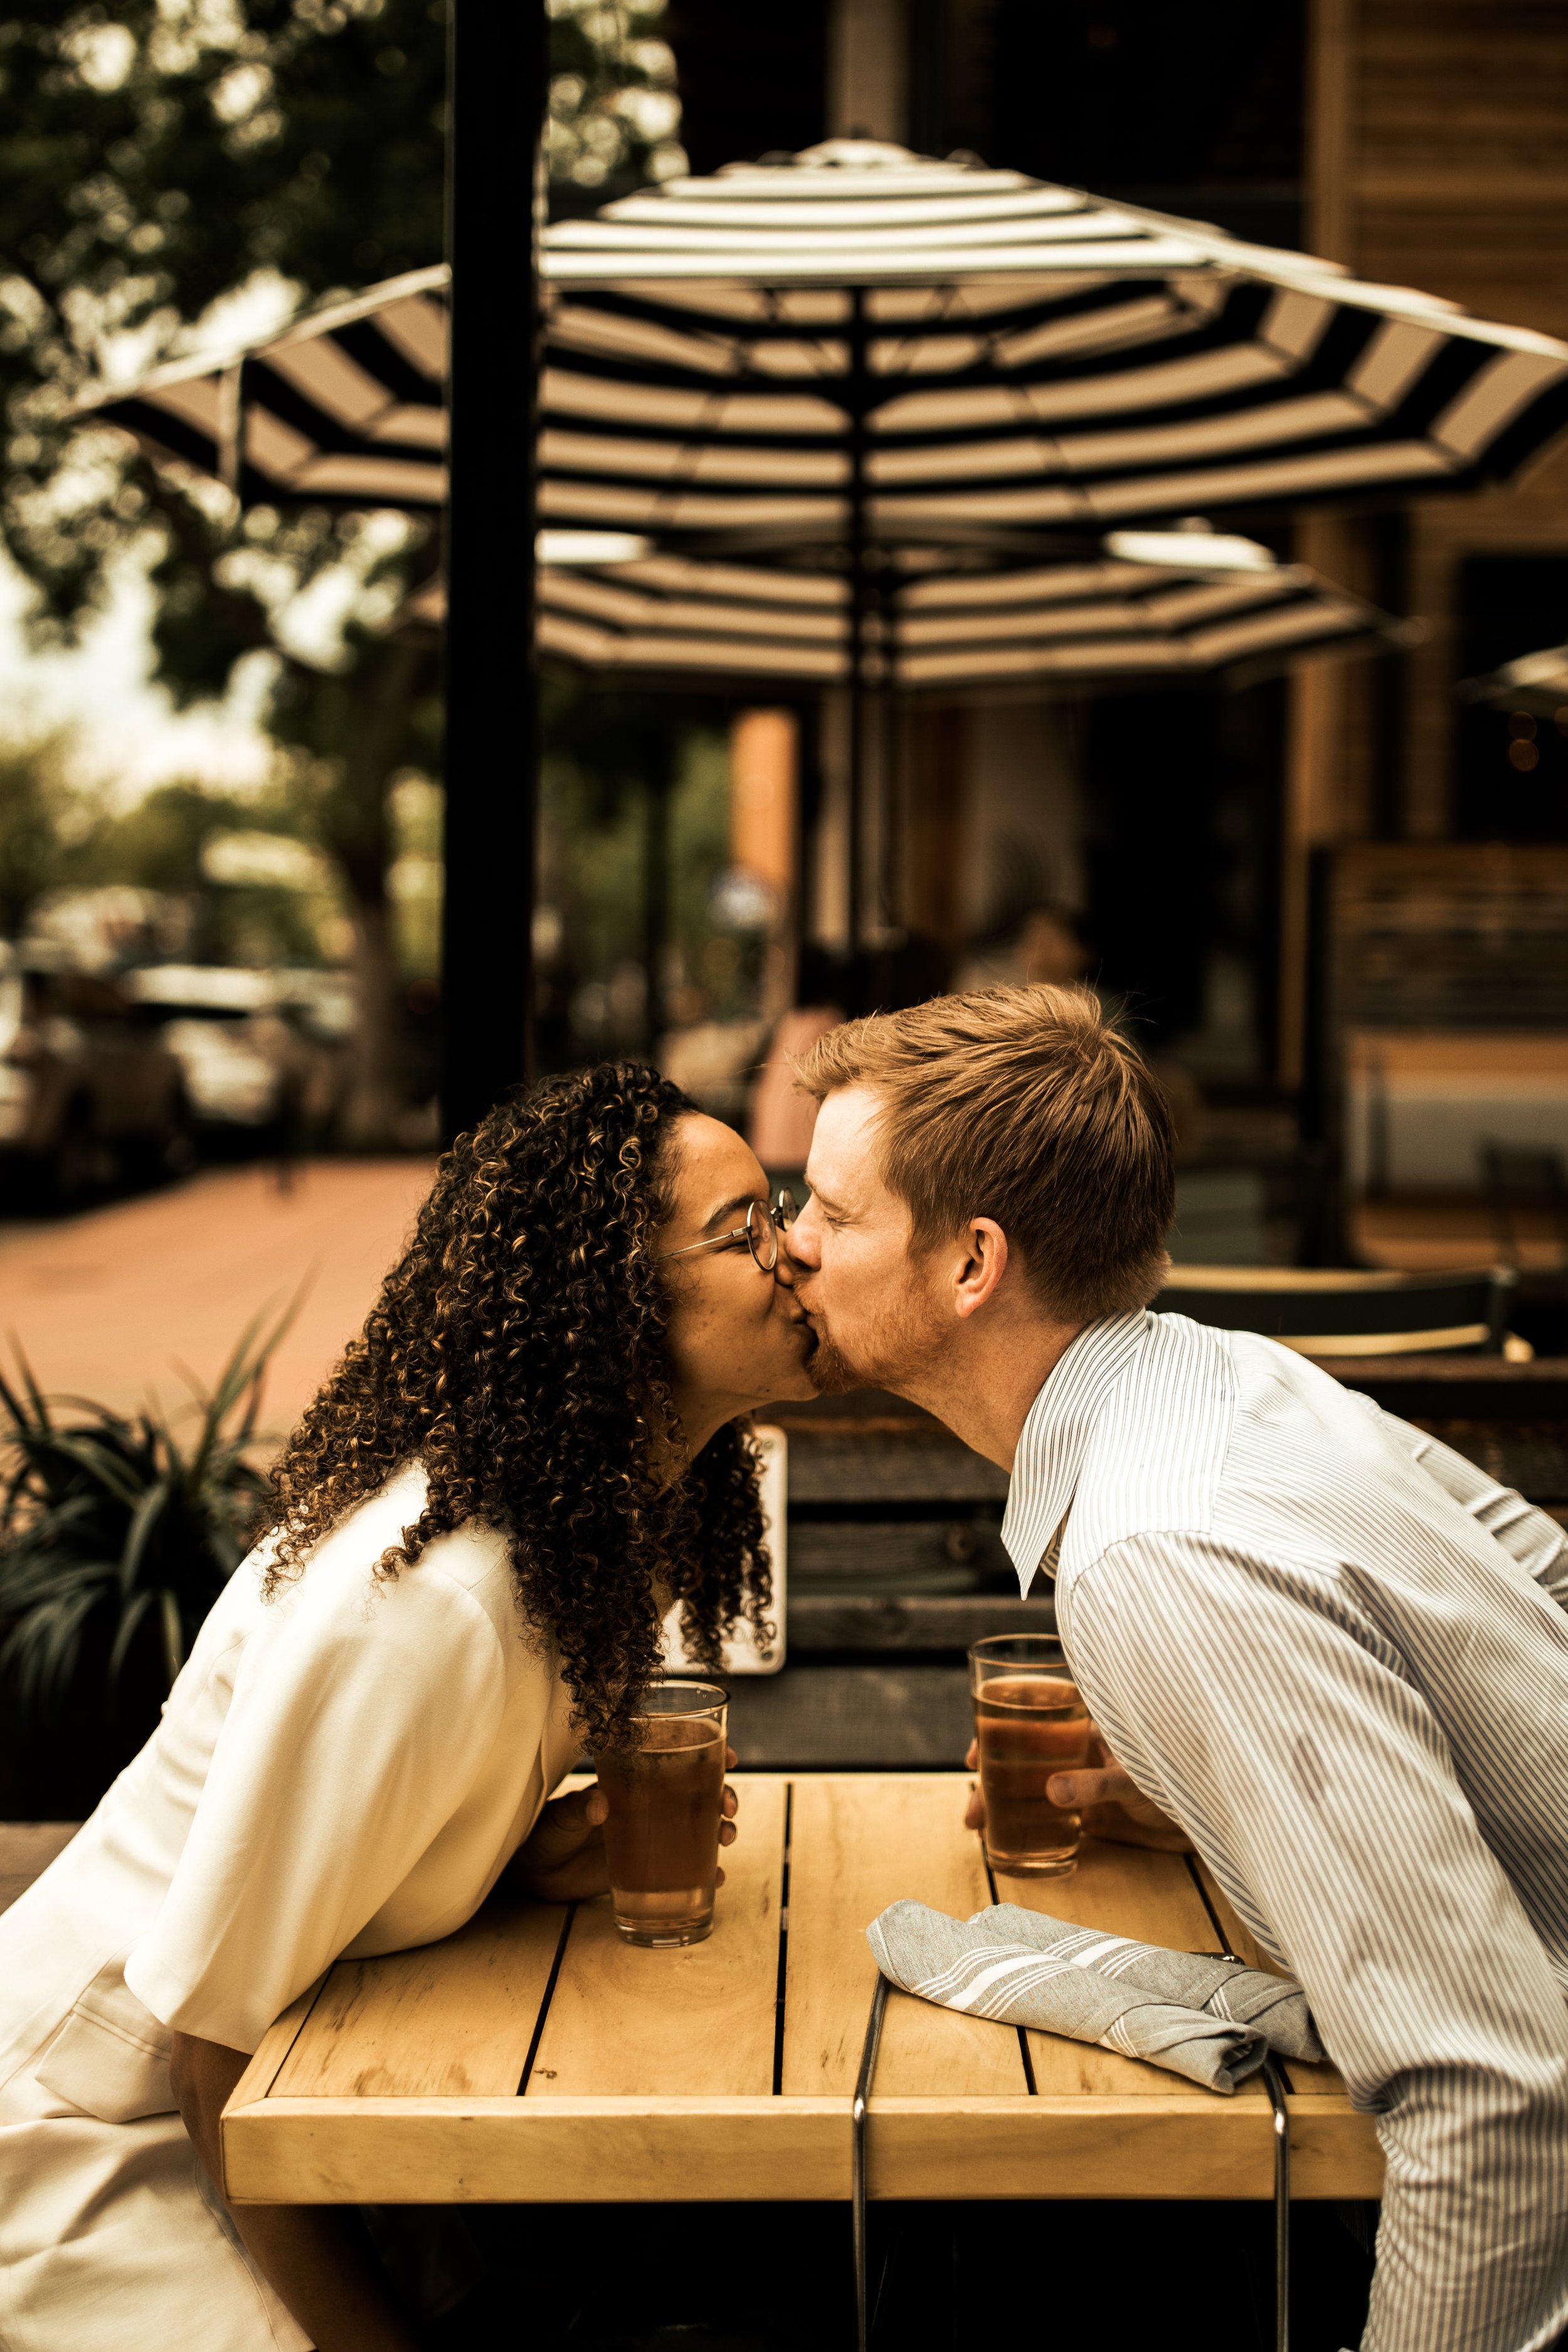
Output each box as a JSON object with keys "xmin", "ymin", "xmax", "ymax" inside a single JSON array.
[{"xmin": 783, "ymin": 1200, "xmax": 821, "ymax": 1271}]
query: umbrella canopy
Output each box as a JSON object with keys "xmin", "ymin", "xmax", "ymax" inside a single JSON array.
[
  {"xmin": 85, "ymin": 142, "xmax": 1568, "ymax": 537},
  {"xmin": 88, "ymin": 266, "xmax": 450, "ymax": 511},
  {"xmin": 1459, "ymin": 643, "xmax": 1568, "ymax": 717},
  {"xmin": 486, "ymin": 546, "xmax": 1402, "ymax": 688},
  {"xmin": 81, "ymin": 258, "xmax": 1409, "ymax": 692},
  {"xmin": 539, "ymin": 139, "xmax": 1568, "ymax": 540}
]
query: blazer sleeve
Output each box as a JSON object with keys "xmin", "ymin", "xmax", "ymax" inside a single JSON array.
[{"xmin": 124, "ymin": 1553, "xmax": 509, "ymax": 2053}]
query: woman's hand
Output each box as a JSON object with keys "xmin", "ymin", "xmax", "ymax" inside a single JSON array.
[
  {"xmin": 511, "ymin": 1752, "xmax": 742, "ymax": 1903},
  {"xmin": 963, "ymin": 1727, "xmax": 1192, "ymax": 1853}
]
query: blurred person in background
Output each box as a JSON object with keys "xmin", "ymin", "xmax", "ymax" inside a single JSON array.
[
  {"xmin": 748, "ymin": 942, "xmax": 849, "ymax": 1172},
  {"xmin": 0, "ymin": 1066, "xmax": 820, "ymax": 2352},
  {"xmin": 957, "ymin": 903, "xmax": 1093, "ymax": 993},
  {"xmin": 749, "ymin": 935, "xmax": 952, "ymax": 1175}
]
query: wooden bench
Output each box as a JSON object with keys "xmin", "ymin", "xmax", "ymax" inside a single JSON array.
[
  {"xmin": 222, "ymin": 1773, "xmax": 1380, "ymax": 2212},
  {"xmin": 0, "ymin": 1823, "xmax": 77, "ymax": 1915}
]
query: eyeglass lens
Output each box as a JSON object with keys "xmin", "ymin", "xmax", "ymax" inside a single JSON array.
[{"xmin": 746, "ymin": 1197, "xmax": 778, "ymax": 1271}]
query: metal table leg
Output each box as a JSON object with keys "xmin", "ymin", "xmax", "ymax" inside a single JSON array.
[
  {"xmin": 1262, "ymin": 2057, "xmax": 1291, "ymax": 2352},
  {"xmin": 852, "ymin": 1975, "xmax": 889, "ymax": 2352},
  {"xmin": 852, "ymin": 1966, "xmax": 1291, "ymax": 2352}
]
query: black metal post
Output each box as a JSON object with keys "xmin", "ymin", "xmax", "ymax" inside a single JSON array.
[
  {"xmin": 846, "ymin": 286, "xmax": 869, "ymax": 958},
  {"xmin": 642, "ymin": 739, "xmax": 672, "ymax": 1051},
  {"xmin": 440, "ymin": 1, "xmax": 546, "ymax": 1140}
]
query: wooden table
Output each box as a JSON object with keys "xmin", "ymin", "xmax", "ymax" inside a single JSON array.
[{"xmin": 223, "ymin": 1773, "xmax": 1381, "ymax": 2211}]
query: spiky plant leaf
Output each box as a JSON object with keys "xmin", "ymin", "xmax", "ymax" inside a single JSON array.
[{"xmin": 0, "ymin": 1294, "xmax": 300, "ymax": 1727}]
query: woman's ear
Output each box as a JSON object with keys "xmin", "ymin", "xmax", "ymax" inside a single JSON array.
[{"xmin": 953, "ymin": 1217, "xmax": 1009, "ymax": 1320}]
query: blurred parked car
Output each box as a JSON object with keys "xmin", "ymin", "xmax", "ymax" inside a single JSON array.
[
  {"xmin": 0, "ymin": 943, "xmax": 190, "ymax": 1205},
  {"xmin": 121, "ymin": 966, "xmax": 350, "ymax": 1150}
]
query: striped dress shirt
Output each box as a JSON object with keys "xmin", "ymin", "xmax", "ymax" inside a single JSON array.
[{"xmin": 1002, "ymin": 1310, "xmax": 1568, "ymax": 2352}]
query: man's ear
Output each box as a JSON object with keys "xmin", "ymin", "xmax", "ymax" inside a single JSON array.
[{"xmin": 952, "ymin": 1217, "xmax": 1009, "ymax": 1321}]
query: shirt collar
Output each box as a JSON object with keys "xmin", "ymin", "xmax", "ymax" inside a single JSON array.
[{"xmin": 1000, "ymin": 1311, "xmax": 1153, "ymax": 1594}]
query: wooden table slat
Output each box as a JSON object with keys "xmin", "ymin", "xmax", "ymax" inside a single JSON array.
[
  {"xmin": 1190, "ymin": 1856, "xmax": 1354, "ymax": 2099},
  {"xmin": 528, "ymin": 1776, "xmax": 789, "ymax": 2099},
  {"xmin": 273, "ymin": 1900, "xmax": 568, "ymax": 2100},
  {"xmin": 0, "ymin": 1822, "xmax": 79, "ymax": 1917},
  {"xmin": 221, "ymin": 1774, "xmax": 1382, "ymax": 2205},
  {"xmin": 783, "ymin": 1774, "xmax": 1026, "ymax": 2100},
  {"xmin": 225, "ymin": 2095, "xmax": 850, "ymax": 2205},
  {"xmin": 1000, "ymin": 1843, "xmax": 1263, "ymax": 2100}
]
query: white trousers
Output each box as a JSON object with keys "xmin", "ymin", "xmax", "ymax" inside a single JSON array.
[{"xmin": 0, "ymin": 2060, "xmax": 309, "ymax": 2352}]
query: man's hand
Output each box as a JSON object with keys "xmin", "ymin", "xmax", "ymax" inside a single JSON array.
[
  {"xmin": 509, "ymin": 1751, "xmax": 742, "ymax": 1902},
  {"xmin": 963, "ymin": 1729, "xmax": 1192, "ymax": 1853}
]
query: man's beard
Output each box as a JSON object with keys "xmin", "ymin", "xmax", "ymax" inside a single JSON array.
[
  {"xmin": 803, "ymin": 1320, "xmax": 861, "ymax": 1395},
  {"xmin": 798, "ymin": 1271, "xmax": 948, "ymax": 1398}
]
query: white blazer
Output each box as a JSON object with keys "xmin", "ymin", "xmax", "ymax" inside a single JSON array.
[{"xmin": 0, "ymin": 1460, "xmax": 576, "ymax": 2352}]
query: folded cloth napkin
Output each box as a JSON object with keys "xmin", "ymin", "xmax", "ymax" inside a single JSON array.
[
  {"xmin": 866, "ymin": 1900, "xmax": 1276, "ymax": 2094},
  {"xmin": 979, "ymin": 1904, "xmax": 1324, "ymax": 2063}
]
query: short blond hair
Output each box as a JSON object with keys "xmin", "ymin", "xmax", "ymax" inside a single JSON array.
[{"xmin": 794, "ymin": 985, "xmax": 1173, "ymax": 1322}]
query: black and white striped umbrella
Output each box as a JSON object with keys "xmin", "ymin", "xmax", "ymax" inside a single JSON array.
[
  {"xmin": 87, "ymin": 266, "xmax": 450, "ymax": 511},
  {"xmin": 84, "ymin": 143, "xmax": 1568, "ymax": 536},
  {"xmin": 505, "ymin": 544, "xmax": 1401, "ymax": 688},
  {"xmin": 1459, "ymin": 643, "xmax": 1568, "ymax": 718},
  {"xmin": 539, "ymin": 139, "xmax": 1568, "ymax": 539}
]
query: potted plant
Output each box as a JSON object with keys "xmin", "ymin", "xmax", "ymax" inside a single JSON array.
[{"xmin": 0, "ymin": 1305, "xmax": 292, "ymax": 1818}]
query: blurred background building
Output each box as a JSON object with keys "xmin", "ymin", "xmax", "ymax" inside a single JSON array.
[
  {"xmin": 3, "ymin": 0, "xmax": 1568, "ymax": 1268},
  {"xmin": 6, "ymin": 0, "xmax": 1568, "ymax": 1804}
]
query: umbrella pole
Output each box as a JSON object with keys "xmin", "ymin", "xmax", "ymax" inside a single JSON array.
[
  {"xmin": 848, "ymin": 591, "xmax": 865, "ymax": 960},
  {"xmin": 440, "ymin": 0, "xmax": 546, "ymax": 1140}
]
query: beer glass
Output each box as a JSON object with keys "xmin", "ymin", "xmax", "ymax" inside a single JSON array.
[
  {"xmin": 968, "ymin": 1633, "xmax": 1091, "ymax": 1877},
  {"xmin": 596, "ymin": 1680, "xmax": 729, "ymax": 1947}
]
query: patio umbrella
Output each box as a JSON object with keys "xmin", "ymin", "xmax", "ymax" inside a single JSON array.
[
  {"xmin": 86, "ymin": 142, "xmax": 1568, "ymax": 543},
  {"xmin": 82, "ymin": 139, "xmax": 1564, "ymax": 939},
  {"xmin": 545, "ymin": 549, "xmax": 1404, "ymax": 688},
  {"xmin": 539, "ymin": 139, "xmax": 1568, "ymax": 545},
  {"xmin": 396, "ymin": 542, "xmax": 1407, "ymax": 690},
  {"xmin": 89, "ymin": 265, "xmax": 451, "ymax": 511},
  {"xmin": 1459, "ymin": 643, "xmax": 1568, "ymax": 717}
]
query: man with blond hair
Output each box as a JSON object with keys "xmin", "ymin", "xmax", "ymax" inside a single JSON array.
[{"xmin": 783, "ymin": 984, "xmax": 1568, "ymax": 2352}]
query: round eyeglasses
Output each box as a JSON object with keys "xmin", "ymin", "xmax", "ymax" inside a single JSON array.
[{"xmin": 658, "ymin": 1189, "xmax": 798, "ymax": 1273}]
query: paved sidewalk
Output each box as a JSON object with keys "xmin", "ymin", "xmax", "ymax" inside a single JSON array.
[{"xmin": 0, "ymin": 1160, "xmax": 435, "ymax": 1441}]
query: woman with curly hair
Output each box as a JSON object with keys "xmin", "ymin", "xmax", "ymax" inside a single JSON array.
[{"xmin": 0, "ymin": 1066, "xmax": 818, "ymax": 2352}]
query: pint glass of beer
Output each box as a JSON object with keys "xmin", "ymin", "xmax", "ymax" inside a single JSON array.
[
  {"xmin": 968, "ymin": 1634, "xmax": 1091, "ymax": 1877},
  {"xmin": 596, "ymin": 1680, "xmax": 729, "ymax": 1947}
]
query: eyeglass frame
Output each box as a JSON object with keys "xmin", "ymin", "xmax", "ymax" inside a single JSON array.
[{"xmin": 657, "ymin": 1189, "xmax": 798, "ymax": 1273}]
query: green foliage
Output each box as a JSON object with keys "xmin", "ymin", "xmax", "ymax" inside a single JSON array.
[
  {"xmin": 6, "ymin": 766, "xmax": 348, "ymax": 965},
  {"xmin": 0, "ymin": 4, "xmax": 679, "ymax": 1113},
  {"xmin": 0, "ymin": 1305, "xmax": 292, "ymax": 1725},
  {"xmin": 0, "ymin": 1, "xmax": 677, "ymax": 654},
  {"xmin": 547, "ymin": 0, "xmax": 683, "ymax": 198},
  {"xmin": 538, "ymin": 679, "xmax": 741, "ymax": 1036},
  {"xmin": 0, "ymin": 736, "xmax": 90, "ymax": 936},
  {"xmin": 90, "ymin": 771, "xmax": 342, "ymax": 965},
  {"xmin": 0, "ymin": 1, "xmax": 448, "ymax": 638}
]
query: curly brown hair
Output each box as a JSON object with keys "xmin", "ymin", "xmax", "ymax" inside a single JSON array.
[{"xmin": 263, "ymin": 1064, "xmax": 770, "ymax": 1751}]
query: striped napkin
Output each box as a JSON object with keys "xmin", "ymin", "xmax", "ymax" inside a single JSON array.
[
  {"xmin": 867, "ymin": 1900, "xmax": 1320, "ymax": 2094},
  {"xmin": 983, "ymin": 1907, "xmax": 1324, "ymax": 2061}
]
